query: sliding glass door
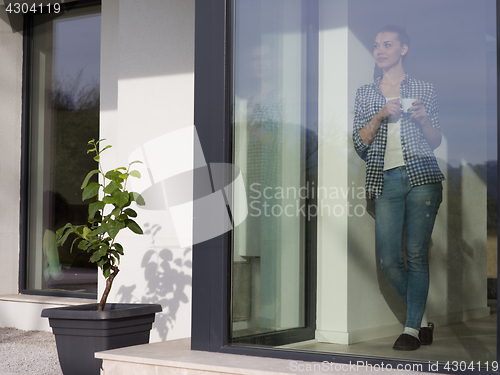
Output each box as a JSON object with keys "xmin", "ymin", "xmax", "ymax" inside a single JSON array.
[
  {"xmin": 228, "ymin": 0, "xmax": 498, "ymax": 367},
  {"xmin": 230, "ymin": 0, "xmax": 318, "ymax": 345}
]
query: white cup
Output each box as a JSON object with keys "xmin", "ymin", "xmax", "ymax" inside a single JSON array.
[{"xmin": 401, "ymin": 98, "xmax": 418, "ymax": 113}]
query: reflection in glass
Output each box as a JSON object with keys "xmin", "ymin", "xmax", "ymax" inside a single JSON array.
[
  {"xmin": 231, "ymin": 0, "xmax": 317, "ymax": 343},
  {"xmin": 26, "ymin": 6, "xmax": 101, "ymax": 295},
  {"xmin": 352, "ymin": 23, "xmax": 445, "ymax": 351},
  {"xmin": 231, "ymin": 0, "xmax": 497, "ymax": 367},
  {"xmin": 317, "ymin": 0, "xmax": 497, "ymax": 365}
]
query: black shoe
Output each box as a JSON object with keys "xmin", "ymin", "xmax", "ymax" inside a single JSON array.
[
  {"xmin": 419, "ymin": 322, "xmax": 434, "ymax": 345},
  {"xmin": 393, "ymin": 333, "xmax": 420, "ymax": 351}
]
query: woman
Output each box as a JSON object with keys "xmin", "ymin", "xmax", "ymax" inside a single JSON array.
[{"xmin": 352, "ymin": 23, "xmax": 444, "ymax": 351}]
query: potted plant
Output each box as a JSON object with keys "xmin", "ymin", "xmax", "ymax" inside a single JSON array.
[{"xmin": 42, "ymin": 139, "xmax": 162, "ymax": 375}]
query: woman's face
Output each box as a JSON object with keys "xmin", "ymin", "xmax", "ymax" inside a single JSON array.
[{"xmin": 373, "ymin": 32, "xmax": 407, "ymax": 70}]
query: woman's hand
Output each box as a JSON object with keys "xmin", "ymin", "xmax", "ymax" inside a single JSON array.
[
  {"xmin": 408, "ymin": 100, "xmax": 428, "ymax": 126},
  {"xmin": 408, "ymin": 99, "xmax": 442, "ymax": 150},
  {"xmin": 380, "ymin": 98, "xmax": 401, "ymax": 119},
  {"xmin": 360, "ymin": 98, "xmax": 400, "ymax": 145}
]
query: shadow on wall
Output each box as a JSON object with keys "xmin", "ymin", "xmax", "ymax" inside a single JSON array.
[{"xmin": 116, "ymin": 223, "xmax": 192, "ymax": 340}]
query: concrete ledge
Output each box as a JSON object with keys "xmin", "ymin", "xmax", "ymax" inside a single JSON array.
[
  {"xmin": 96, "ymin": 338, "xmax": 432, "ymax": 375},
  {"xmin": 0, "ymin": 294, "xmax": 95, "ymax": 305},
  {"xmin": 0, "ymin": 294, "xmax": 95, "ymax": 332}
]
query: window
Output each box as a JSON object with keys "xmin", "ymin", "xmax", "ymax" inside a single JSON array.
[
  {"xmin": 231, "ymin": 0, "xmax": 317, "ymax": 345},
  {"xmin": 22, "ymin": 3, "xmax": 101, "ymax": 296},
  {"xmin": 193, "ymin": 0, "xmax": 499, "ymax": 371}
]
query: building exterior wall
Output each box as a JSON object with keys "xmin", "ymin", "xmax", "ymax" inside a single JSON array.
[
  {"xmin": 0, "ymin": 0, "xmax": 494, "ymax": 361},
  {"xmin": 99, "ymin": 0, "xmax": 195, "ymax": 342},
  {"xmin": 0, "ymin": 10, "xmax": 23, "ymax": 296},
  {"xmin": 0, "ymin": 1, "xmax": 195, "ymax": 342}
]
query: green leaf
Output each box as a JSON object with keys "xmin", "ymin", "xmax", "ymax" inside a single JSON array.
[
  {"xmin": 102, "ymin": 195, "xmax": 116, "ymax": 204},
  {"xmin": 94, "ymin": 223, "xmax": 110, "ymax": 235},
  {"xmin": 111, "ymin": 207, "xmax": 121, "ymax": 218},
  {"xmin": 82, "ymin": 226, "xmax": 91, "ymax": 239},
  {"xmin": 117, "ymin": 191, "xmax": 130, "ymax": 207},
  {"xmin": 90, "ymin": 252, "xmax": 102, "ymax": 263},
  {"xmin": 129, "ymin": 170, "xmax": 141, "ymax": 178},
  {"xmin": 97, "ymin": 258, "xmax": 106, "ymax": 267},
  {"xmin": 102, "ymin": 264, "xmax": 111, "ymax": 278},
  {"xmin": 130, "ymin": 192, "xmax": 145, "ymax": 206},
  {"xmin": 110, "ymin": 250, "xmax": 121, "ymax": 264},
  {"xmin": 126, "ymin": 219, "xmax": 143, "ymax": 234},
  {"xmin": 56, "ymin": 225, "xmax": 76, "ymax": 247},
  {"xmin": 103, "ymin": 181, "xmax": 120, "ymax": 194},
  {"xmin": 89, "ymin": 200, "xmax": 105, "ymax": 220},
  {"xmin": 105, "ymin": 170, "xmax": 124, "ymax": 183},
  {"xmin": 117, "ymin": 213, "xmax": 128, "ymax": 221},
  {"xmin": 90, "ymin": 210, "xmax": 103, "ymax": 223},
  {"xmin": 87, "ymin": 140, "xmax": 97, "ymax": 153},
  {"xmin": 74, "ymin": 226, "xmax": 86, "ymax": 236},
  {"xmin": 129, "ymin": 160, "xmax": 143, "ymax": 166},
  {"xmin": 78, "ymin": 240, "xmax": 89, "ymax": 250},
  {"xmin": 69, "ymin": 237, "xmax": 81, "ymax": 253},
  {"xmin": 100, "ymin": 145, "xmax": 112, "ymax": 153},
  {"xmin": 83, "ymin": 182, "xmax": 101, "ymax": 201},
  {"xmin": 81, "ymin": 169, "xmax": 100, "ymax": 189},
  {"xmin": 123, "ymin": 208, "xmax": 137, "ymax": 218},
  {"xmin": 113, "ymin": 243, "xmax": 124, "ymax": 255},
  {"xmin": 89, "ymin": 138, "xmax": 106, "ymax": 151},
  {"xmin": 108, "ymin": 221, "xmax": 126, "ymax": 239},
  {"xmin": 90, "ymin": 244, "xmax": 108, "ymax": 262},
  {"xmin": 55, "ymin": 223, "xmax": 75, "ymax": 242},
  {"xmin": 82, "ymin": 239, "xmax": 99, "ymax": 252}
]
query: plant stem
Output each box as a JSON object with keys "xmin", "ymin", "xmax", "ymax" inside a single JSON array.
[{"xmin": 97, "ymin": 265, "xmax": 119, "ymax": 311}]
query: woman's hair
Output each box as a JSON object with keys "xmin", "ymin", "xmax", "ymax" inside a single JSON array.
[{"xmin": 377, "ymin": 22, "xmax": 410, "ymax": 49}]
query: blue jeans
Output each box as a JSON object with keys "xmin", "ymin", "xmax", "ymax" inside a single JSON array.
[{"xmin": 375, "ymin": 166, "xmax": 442, "ymax": 329}]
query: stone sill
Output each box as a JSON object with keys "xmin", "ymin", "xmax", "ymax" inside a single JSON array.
[
  {"xmin": 96, "ymin": 338, "xmax": 432, "ymax": 375},
  {"xmin": 0, "ymin": 294, "xmax": 96, "ymax": 306}
]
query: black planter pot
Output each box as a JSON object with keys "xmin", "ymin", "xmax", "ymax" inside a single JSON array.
[{"xmin": 41, "ymin": 303, "xmax": 162, "ymax": 375}]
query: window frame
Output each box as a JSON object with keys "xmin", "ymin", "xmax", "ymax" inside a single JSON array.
[
  {"xmin": 191, "ymin": 1, "xmax": 500, "ymax": 373},
  {"xmin": 19, "ymin": 0, "xmax": 102, "ymax": 298}
]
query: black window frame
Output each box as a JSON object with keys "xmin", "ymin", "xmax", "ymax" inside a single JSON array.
[
  {"xmin": 19, "ymin": 0, "xmax": 102, "ymax": 299},
  {"xmin": 191, "ymin": 0, "xmax": 500, "ymax": 373}
]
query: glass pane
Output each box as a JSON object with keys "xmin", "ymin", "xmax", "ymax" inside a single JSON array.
[
  {"xmin": 231, "ymin": 0, "xmax": 498, "ymax": 366},
  {"xmin": 309, "ymin": 0, "xmax": 497, "ymax": 364},
  {"xmin": 26, "ymin": 6, "xmax": 101, "ymax": 295},
  {"xmin": 231, "ymin": 0, "xmax": 316, "ymax": 343}
]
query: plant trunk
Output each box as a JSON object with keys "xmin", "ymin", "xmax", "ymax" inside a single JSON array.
[{"xmin": 97, "ymin": 265, "xmax": 119, "ymax": 311}]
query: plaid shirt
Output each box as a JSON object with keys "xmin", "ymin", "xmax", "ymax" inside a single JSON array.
[{"xmin": 352, "ymin": 75, "xmax": 445, "ymax": 199}]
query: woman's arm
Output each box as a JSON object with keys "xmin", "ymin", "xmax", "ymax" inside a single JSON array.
[
  {"xmin": 352, "ymin": 90, "xmax": 370, "ymax": 160},
  {"xmin": 360, "ymin": 98, "xmax": 401, "ymax": 144},
  {"xmin": 353, "ymin": 91, "xmax": 399, "ymax": 160},
  {"xmin": 416, "ymin": 117, "xmax": 442, "ymax": 150},
  {"xmin": 408, "ymin": 99, "xmax": 442, "ymax": 150}
]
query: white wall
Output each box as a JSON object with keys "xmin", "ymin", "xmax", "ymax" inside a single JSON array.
[
  {"xmin": 0, "ymin": 0, "xmax": 195, "ymax": 339},
  {"xmin": 0, "ymin": 9, "xmax": 23, "ymax": 296},
  {"xmin": 316, "ymin": 0, "xmax": 350, "ymax": 344},
  {"xmin": 100, "ymin": 0, "xmax": 195, "ymax": 342}
]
